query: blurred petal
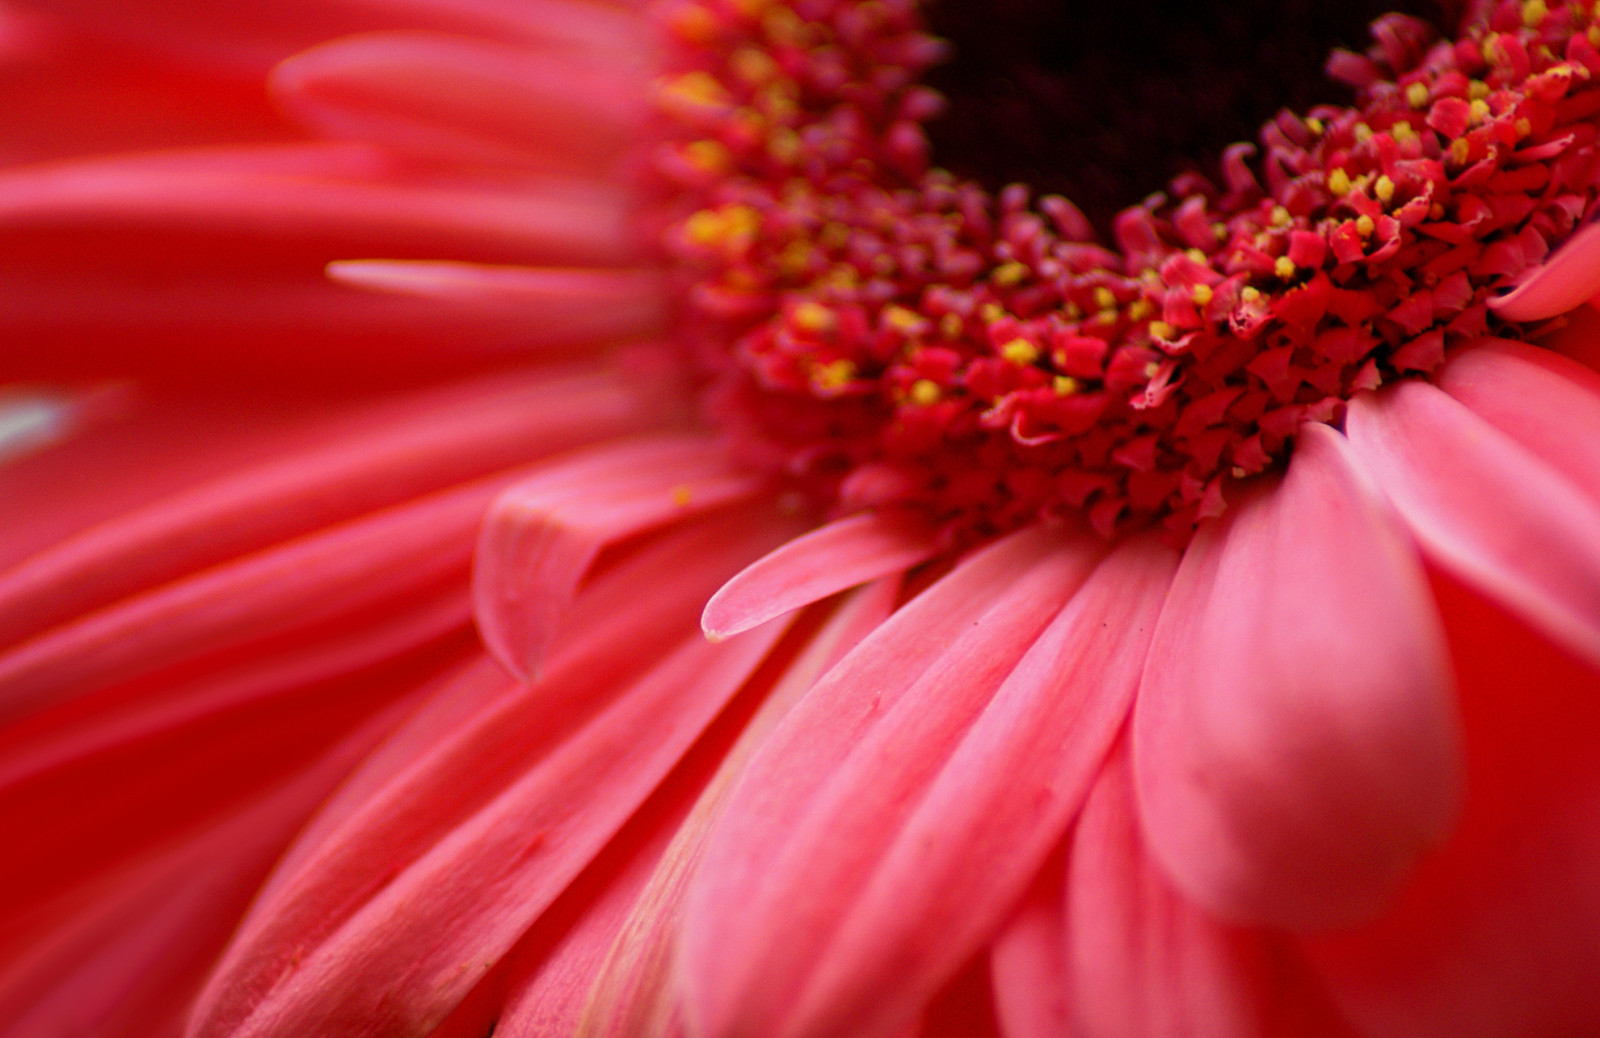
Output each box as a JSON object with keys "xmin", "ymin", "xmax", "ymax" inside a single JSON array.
[{"xmin": 1134, "ymin": 423, "xmax": 1461, "ymax": 930}]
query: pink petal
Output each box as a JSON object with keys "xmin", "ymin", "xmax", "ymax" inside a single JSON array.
[
  {"xmin": 190, "ymin": 510, "xmax": 790, "ymax": 1038},
  {"xmin": 0, "ymin": 368, "xmax": 649, "ymax": 650},
  {"xmin": 1435, "ymin": 339, "xmax": 1600, "ymax": 506},
  {"xmin": 471, "ymin": 436, "xmax": 760, "ymax": 678},
  {"xmin": 1487, "ymin": 221, "xmax": 1600, "ymax": 322},
  {"xmin": 989, "ymin": 852, "xmax": 1070, "ymax": 1038},
  {"xmin": 1067, "ymin": 745, "xmax": 1269, "ymax": 1038},
  {"xmin": 702, "ymin": 511, "xmax": 938, "ymax": 639},
  {"xmin": 1304, "ymin": 571, "xmax": 1600, "ymax": 1038},
  {"xmin": 272, "ymin": 33, "xmax": 643, "ymax": 171},
  {"xmin": 1134, "ymin": 422, "xmax": 1461, "ymax": 930},
  {"xmin": 1345, "ymin": 378, "xmax": 1600, "ymax": 669},
  {"xmin": 579, "ymin": 580, "xmax": 900, "ymax": 1038},
  {"xmin": 683, "ymin": 526, "xmax": 1112, "ymax": 1038}
]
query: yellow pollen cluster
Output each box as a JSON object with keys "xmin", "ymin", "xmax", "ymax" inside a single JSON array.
[{"xmin": 1001, "ymin": 338, "xmax": 1040, "ymax": 365}]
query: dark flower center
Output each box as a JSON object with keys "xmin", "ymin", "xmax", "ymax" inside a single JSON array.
[{"xmin": 923, "ymin": 0, "xmax": 1467, "ymax": 228}]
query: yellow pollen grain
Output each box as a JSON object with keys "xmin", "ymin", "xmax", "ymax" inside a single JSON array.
[
  {"xmin": 1374, "ymin": 174, "xmax": 1397, "ymax": 203},
  {"xmin": 980, "ymin": 302, "xmax": 1004, "ymax": 323},
  {"xmin": 793, "ymin": 301, "xmax": 836, "ymax": 334},
  {"xmin": 1469, "ymin": 98, "xmax": 1492, "ymax": 125},
  {"xmin": 732, "ymin": 47, "xmax": 779, "ymax": 84},
  {"xmin": 1355, "ymin": 122, "xmax": 1373, "ymax": 142},
  {"xmin": 660, "ymin": 71, "xmax": 729, "ymax": 110},
  {"xmin": 1241, "ymin": 286, "xmax": 1261, "ymax": 303},
  {"xmin": 1064, "ymin": 302, "xmax": 1083, "ymax": 319},
  {"xmin": 1092, "ymin": 286, "xmax": 1117, "ymax": 310},
  {"xmin": 939, "ymin": 313, "xmax": 963, "ymax": 338},
  {"xmin": 1430, "ymin": 203, "xmax": 1446, "ymax": 220},
  {"xmin": 1524, "ymin": 0, "xmax": 1549, "ymax": 27},
  {"xmin": 823, "ymin": 264, "xmax": 858, "ymax": 289},
  {"xmin": 909, "ymin": 379, "xmax": 941, "ymax": 405},
  {"xmin": 1001, "ymin": 338, "xmax": 1040, "ymax": 365},
  {"xmin": 1392, "ymin": 121, "xmax": 1417, "ymax": 144},
  {"xmin": 1356, "ymin": 214, "xmax": 1375, "ymax": 237},
  {"xmin": 1270, "ymin": 206, "xmax": 1291, "ymax": 228},
  {"xmin": 1148, "ymin": 320, "xmax": 1175, "ymax": 340},
  {"xmin": 1185, "ymin": 248, "xmax": 1207, "ymax": 263},
  {"xmin": 1591, "ymin": 24, "xmax": 1600, "ymax": 47},
  {"xmin": 1469, "ymin": 79, "xmax": 1490, "ymax": 100},
  {"xmin": 1053, "ymin": 376, "xmax": 1079, "ymax": 395},
  {"xmin": 684, "ymin": 139, "xmax": 730, "ymax": 174},
  {"xmin": 778, "ymin": 240, "xmax": 814, "ymax": 278},
  {"xmin": 1515, "ymin": 117, "xmax": 1533, "ymax": 138},
  {"xmin": 1406, "ymin": 81, "xmax": 1430, "ymax": 108},
  {"xmin": 883, "ymin": 304, "xmax": 922, "ymax": 333},
  {"xmin": 1450, "ymin": 137, "xmax": 1472, "ymax": 165},
  {"xmin": 671, "ymin": 484, "xmax": 694, "ymax": 507},
  {"xmin": 1142, "ymin": 361, "xmax": 1161, "ymax": 378},
  {"xmin": 1327, "ymin": 167, "xmax": 1352, "ymax": 196},
  {"xmin": 992, "ymin": 261, "xmax": 1029, "ymax": 286},
  {"xmin": 1128, "ymin": 299, "xmax": 1153, "ymax": 321},
  {"xmin": 1191, "ymin": 283, "xmax": 1214, "ymax": 306},
  {"xmin": 1306, "ymin": 117, "xmax": 1325, "ymax": 134},
  {"xmin": 812, "ymin": 358, "xmax": 855, "ymax": 390},
  {"xmin": 1274, "ymin": 255, "xmax": 1297, "ymax": 280},
  {"xmin": 1213, "ymin": 222, "xmax": 1228, "ymax": 240}
]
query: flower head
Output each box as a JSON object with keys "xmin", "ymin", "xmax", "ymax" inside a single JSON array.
[{"xmin": 3, "ymin": 1, "xmax": 1600, "ymax": 1037}]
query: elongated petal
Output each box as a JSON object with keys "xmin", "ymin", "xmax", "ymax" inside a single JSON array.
[
  {"xmin": 190, "ymin": 510, "xmax": 790, "ymax": 1038},
  {"xmin": 1069, "ymin": 746, "xmax": 1269, "ymax": 1038},
  {"xmin": 771, "ymin": 538, "xmax": 1176, "ymax": 1038},
  {"xmin": 472, "ymin": 437, "xmax": 760, "ymax": 678},
  {"xmin": 1435, "ymin": 339, "xmax": 1600, "ymax": 506},
  {"xmin": 1345, "ymin": 379, "xmax": 1600, "ymax": 669},
  {"xmin": 272, "ymin": 33, "xmax": 643, "ymax": 171},
  {"xmin": 1305, "ymin": 572, "xmax": 1600, "ymax": 1038},
  {"xmin": 989, "ymin": 854, "xmax": 1070, "ymax": 1038},
  {"xmin": 684, "ymin": 526, "xmax": 1111, "ymax": 1038},
  {"xmin": 1134, "ymin": 423, "xmax": 1461, "ymax": 930},
  {"xmin": 702, "ymin": 511, "xmax": 937, "ymax": 638},
  {"xmin": 1487, "ymin": 221, "xmax": 1600, "ymax": 322}
]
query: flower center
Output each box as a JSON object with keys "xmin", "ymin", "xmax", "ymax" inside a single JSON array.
[{"xmin": 652, "ymin": 0, "xmax": 1600, "ymax": 544}]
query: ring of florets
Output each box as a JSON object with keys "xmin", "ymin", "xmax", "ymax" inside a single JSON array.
[{"xmin": 650, "ymin": 0, "xmax": 1600, "ymax": 544}]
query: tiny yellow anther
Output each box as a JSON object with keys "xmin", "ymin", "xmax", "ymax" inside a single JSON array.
[
  {"xmin": 992, "ymin": 261, "xmax": 1029, "ymax": 286},
  {"xmin": 793, "ymin": 301, "xmax": 836, "ymax": 334},
  {"xmin": 1524, "ymin": 0, "xmax": 1549, "ymax": 27},
  {"xmin": 1354, "ymin": 122, "xmax": 1373, "ymax": 142},
  {"xmin": 1092, "ymin": 286, "xmax": 1117, "ymax": 310},
  {"xmin": 1274, "ymin": 255, "xmax": 1297, "ymax": 280},
  {"xmin": 1053, "ymin": 376, "xmax": 1079, "ymax": 395},
  {"xmin": 883, "ymin": 305, "xmax": 922, "ymax": 333},
  {"xmin": 812, "ymin": 358, "xmax": 855, "ymax": 390},
  {"xmin": 1142, "ymin": 361, "xmax": 1162, "ymax": 379},
  {"xmin": 1148, "ymin": 320, "xmax": 1175, "ymax": 340},
  {"xmin": 939, "ymin": 313, "xmax": 963, "ymax": 338},
  {"xmin": 980, "ymin": 302, "xmax": 1005, "ymax": 323},
  {"xmin": 1327, "ymin": 167, "xmax": 1352, "ymax": 196},
  {"xmin": 909, "ymin": 379, "xmax": 941, "ymax": 405},
  {"xmin": 1270, "ymin": 206, "xmax": 1291, "ymax": 228},
  {"xmin": 1240, "ymin": 286, "xmax": 1262, "ymax": 303},
  {"xmin": 1127, "ymin": 299, "xmax": 1154, "ymax": 321},
  {"xmin": 1306, "ymin": 117, "xmax": 1325, "ymax": 134},
  {"xmin": 1469, "ymin": 79, "xmax": 1490, "ymax": 100},
  {"xmin": 1191, "ymin": 283, "xmax": 1214, "ymax": 306},
  {"xmin": 1406, "ymin": 81, "xmax": 1431, "ymax": 108},
  {"xmin": 1449, "ymin": 137, "xmax": 1472, "ymax": 165},
  {"xmin": 1392, "ymin": 121, "xmax": 1417, "ymax": 144},
  {"xmin": 684, "ymin": 139, "xmax": 731, "ymax": 174},
  {"xmin": 1515, "ymin": 117, "xmax": 1533, "ymax": 138},
  {"xmin": 1001, "ymin": 338, "xmax": 1039, "ymax": 365},
  {"xmin": 1374, "ymin": 175, "xmax": 1397, "ymax": 204},
  {"xmin": 1356, "ymin": 214, "xmax": 1375, "ymax": 237}
]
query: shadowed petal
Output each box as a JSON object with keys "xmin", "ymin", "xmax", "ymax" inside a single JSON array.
[
  {"xmin": 1134, "ymin": 422, "xmax": 1461, "ymax": 931},
  {"xmin": 1345, "ymin": 378, "xmax": 1600, "ymax": 669},
  {"xmin": 1487, "ymin": 222, "xmax": 1600, "ymax": 322}
]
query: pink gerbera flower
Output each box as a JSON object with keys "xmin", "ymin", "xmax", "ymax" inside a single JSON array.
[{"xmin": 4, "ymin": 0, "xmax": 1600, "ymax": 1036}]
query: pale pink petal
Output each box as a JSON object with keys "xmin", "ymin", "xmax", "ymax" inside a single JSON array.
[
  {"xmin": 0, "ymin": 389, "xmax": 73, "ymax": 465},
  {"xmin": 1134, "ymin": 422, "xmax": 1461, "ymax": 930},
  {"xmin": 1068, "ymin": 745, "xmax": 1270, "ymax": 1038},
  {"xmin": 1345, "ymin": 379, "xmax": 1600, "ymax": 669},
  {"xmin": 327, "ymin": 261, "xmax": 667, "ymax": 346},
  {"xmin": 1305, "ymin": 572, "xmax": 1600, "ymax": 1038},
  {"xmin": 580, "ymin": 580, "xmax": 900, "ymax": 1038},
  {"xmin": 702, "ymin": 511, "xmax": 938, "ymax": 638},
  {"xmin": 189, "ymin": 510, "xmax": 791, "ymax": 1038},
  {"xmin": 0, "ymin": 466, "xmax": 530, "ymax": 722},
  {"xmin": 683, "ymin": 526, "xmax": 1110, "ymax": 1038},
  {"xmin": 472, "ymin": 436, "xmax": 761, "ymax": 678},
  {"xmin": 1487, "ymin": 221, "xmax": 1600, "ymax": 322},
  {"xmin": 989, "ymin": 852, "xmax": 1070, "ymax": 1038},
  {"xmin": 272, "ymin": 33, "xmax": 643, "ymax": 171},
  {"xmin": 1435, "ymin": 339, "xmax": 1600, "ymax": 505},
  {"xmin": 768, "ymin": 537, "xmax": 1176, "ymax": 1038},
  {"xmin": 0, "ymin": 368, "xmax": 649, "ymax": 650}
]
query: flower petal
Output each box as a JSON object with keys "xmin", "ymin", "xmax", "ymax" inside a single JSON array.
[
  {"xmin": 471, "ymin": 436, "xmax": 761, "ymax": 678},
  {"xmin": 1134, "ymin": 422, "xmax": 1461, "ymax": 930},
  {"xmin": 1345, "ymin": 378, "xmax": 1600, "ymax": 669},
  {"xmin": 701, "ymin": 511, "xmax": 938, "ymax": 639},
  {"xmin": 1486, "ymin": 221, "xmax": 1600, "ymax": 322},
  {"xmin": 683, "ymin": 526, "xmax": 1120, "ymax": 1038}
]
